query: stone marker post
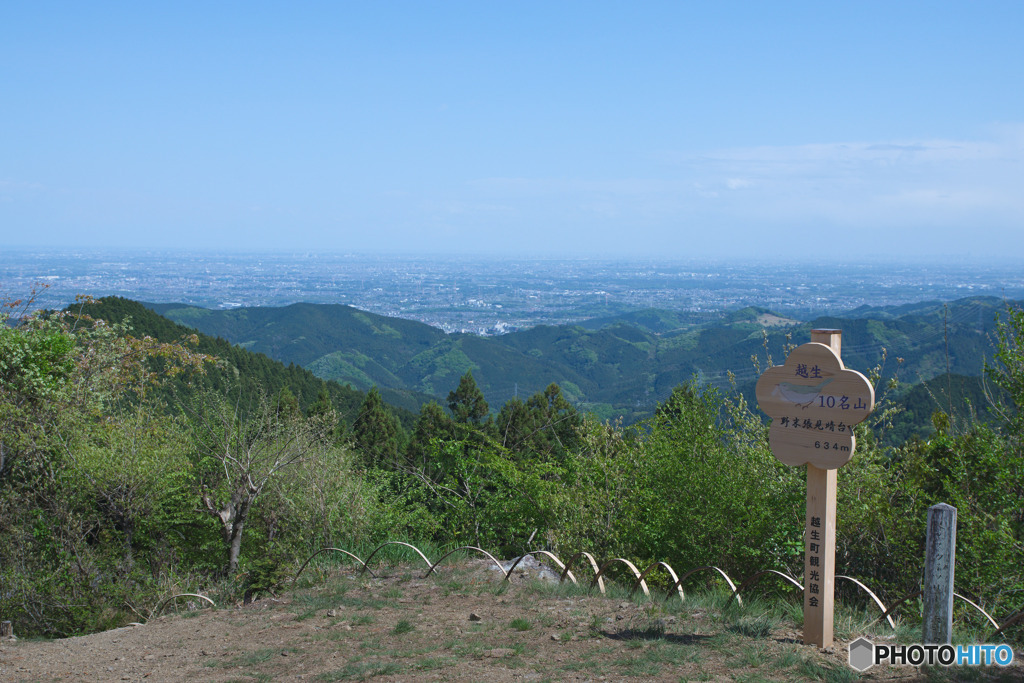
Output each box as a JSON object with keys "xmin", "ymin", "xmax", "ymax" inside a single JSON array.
[
  {"xmin": 922, "ymin": 503, "xmax": 957, "ymax": 644},
  {"xmin": 756, "ymin": 329, "xmax": 875, "ymax": 649}
]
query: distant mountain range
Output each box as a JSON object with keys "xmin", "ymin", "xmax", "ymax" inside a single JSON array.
[{"xmin": 145, "ymin": 295, "xmax": 1017, "ymax": 423}]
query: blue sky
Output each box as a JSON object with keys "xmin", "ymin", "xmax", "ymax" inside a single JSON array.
[{"xmin": 2, "ymin": 2, "xmax": 1023, "ymax": 260}]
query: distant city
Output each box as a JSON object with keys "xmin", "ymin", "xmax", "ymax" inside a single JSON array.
[{"xmin": 4, "ymin": 249, "xmax": 1024, "ymax": 334}]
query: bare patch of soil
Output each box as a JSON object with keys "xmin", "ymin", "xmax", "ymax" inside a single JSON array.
[
  {"xmin": 1, "ymin": 560, "xmax": 1018, "ymax": 682},
  {"xmin": 756, "ymin": 314, "xmax": 798, "ymax": 328}
]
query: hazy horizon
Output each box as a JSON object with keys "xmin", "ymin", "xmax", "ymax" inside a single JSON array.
[
  {"xmin": 6, "ymin": 248, "xmax": 1024, "ymax": 334},
  {"xmin": 6, "ymin": 245, "xmax": 1024, "ymax": 267}
]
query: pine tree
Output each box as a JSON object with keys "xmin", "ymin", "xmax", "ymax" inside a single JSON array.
[
  {"xmin": 447, "ymin": 371, "xmax": 490, "ymax": 424},
  {"xmin": 405, "ymin": 401, "xmax": 454, "ymax": 471},
  {"xmin": 306, "ymin": 386, "xmax": 347, "ymax": 443},
  {"xmin": 353, "ymin": 387, "xmax": 402, "ymax": 468}
]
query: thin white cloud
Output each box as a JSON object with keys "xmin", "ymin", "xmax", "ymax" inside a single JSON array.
[
  {"xmin": 445, "ymin": 127, "xmax": 1024, "ymax": 257},
  {"xmin": 473, "ymin": 128, "xmax": 1023, "ymax": 203}
]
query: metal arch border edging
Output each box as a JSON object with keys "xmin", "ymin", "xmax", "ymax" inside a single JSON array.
[
  {"xmin": 869, "ymin": 588, "xmax": 921, "ymax": 628},
  {"xmin": 991, "ymin": 607, "xmax": 1024, "ymax": 640},
  {"xmin": 424, "ymin": 546, "xmax": 506, "ymax": 579},
  {"xmin": 504, "ymin": 550, "xmax": 579, "ymax": 585},
  {"xmin": 668, "ymin": 566, "xmax": 741, "ymax": 606},
  {"xmin": 866, "ymin": 587, "xmax": 1000, "ymax": 634},
  {"xmin": 154, "ymin": 593, "xmax": 215, "ymax": 617},
  {"xmin": 726, "ymin": 570, "xmax": 802, "ymax": 608},
  {"xmin": 360, "ymin": 541, "xmax": 433, "ymax": 574},
  {"xmin": 954, "ymin": 592, "xmax": 999, "ymax": 632},
  {"xmin": 560, "ymin": 551, "xmax": 605, "ymax": 594},
  {"xmin": 635, "ymin": 561, "xmax": 683, "ymax": 601},
  {"xmin": 288, "ymin": 542, "xmax": 1022, "ymax": 642},
  {"xmin": 836, "ymin": 575, "xmax": 895, "ymax": 629},
  {"xmin": 591, "ymin": 558, "xmax": 650, "ymax": 597},
  {"xmin": 295, "ymin": 547, "xmax": 376, "ymax": 580}
]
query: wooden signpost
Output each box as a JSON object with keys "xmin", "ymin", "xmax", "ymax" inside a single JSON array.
[{"xmin": 755, "ymin": 329, "xmax": 874, "ymax": 648}]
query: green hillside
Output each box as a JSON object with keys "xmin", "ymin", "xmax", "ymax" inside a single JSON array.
[
  {"xmin": 885, "ymin": 373, "xmax": 1012, "ymax": 444},
  {"xmin": 146, "ymin": 295, "xmax": 1019, "ymax": 425},
  {"xmin": 78, "ymin": 298, "xmax": 422, "ymax": 427}
]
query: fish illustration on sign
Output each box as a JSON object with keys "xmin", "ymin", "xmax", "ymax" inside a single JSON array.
[
  {"xmin": 772, "ymin": 378, "xmax": 834, "ymax": 408},
  {"xmin": 756, "ymin": 337, "xmax": 874, "ymax": 469}
]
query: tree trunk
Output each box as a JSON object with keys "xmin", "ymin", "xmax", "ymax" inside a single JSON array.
[
  {"xmin": 226, "ymin": 497, "xmax": 251, "ymax": 574},
  {"xmin": 227, "ymin": 519, "xmax": 245, "ymax": 573},
  {"xmin": 202, "ymin": 489, "xmax": 251, "ymax": 575}
]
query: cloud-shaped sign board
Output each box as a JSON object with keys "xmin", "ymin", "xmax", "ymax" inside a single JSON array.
[{"xmin": 755, "ymin": 342, "xmax": 874, "ymax": 469}]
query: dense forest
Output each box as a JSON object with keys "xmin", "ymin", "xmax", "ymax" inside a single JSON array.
[{"xmin": 1, "ymin": 294, "xmax": 1022, "ymax": 643}]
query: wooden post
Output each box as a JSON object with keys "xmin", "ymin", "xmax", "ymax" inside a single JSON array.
[
  {"xmin": 803, "ymin": 329, "xmax": 841, "ymax": 648},
  {"xmin": 0, "ymin": 620, "xmax": 12, "ymax": 639},
  {"xmin": 804, "ymin": 465, "xmax": 837, "ymax": 647},
  {"xmin": 922, "ymin": 503, "xmax": 957, "ymax": 644}
]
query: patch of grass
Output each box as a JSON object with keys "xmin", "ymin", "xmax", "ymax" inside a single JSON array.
[
  {"xmin": 509, "ymin": 617, "xmax": 532, "ymax": 631},
  {"xmin": 727, "ymin": 614, "xmax": 776, "ymax": 638},
  {"xmin": 207, "ymin": 646, "xmax": 302, "ymax": 669},
  {"xmin": 393, "ymin": 618, "xmax": 415, "ymax": 635},
  {"xmin": 731, "ymin": 672, "xmax": 775, "ymax": 683},
  {"xmin": 447, "ymin": 636, "xmax": 487, "ymax": 658},
  {"xmin": 291, "ymin": 584, "xmax": 350, "ymax": 611},
  {"xmin": 337, "ymin": 595, "xmax": 390, "ymax": 610},
  {"xmin": 308, "ymin": 630, "xmax": 346, "ymax": 642},
  {"xmin": 225, "ymin": 675, "xmax": 272, "ymax": 683},
  {"xmin": 614, "ymin": 654, "xmax": 661, "ymax": 678},
  {"xmin": 317, "ymin": 661, "xmax": 404, "ymax": 681},
  {"xmin": 772, "ymin": 645, "xmax": 803, "ymax": 670},
  {"xmin": 682, "ymin": 666, "xmax": 715, "ymax": 682},
  {"xmin": 624, "ymin": 617, "xmax": 667, "ymax": 640},
  {"xmin": 823, "ymin": 667, "xmax": 860, "ymax": 683},
  {"xmin": 359, "ymin": 637, "xmax": 384, "ymax": 652},
  {"xmin": 730, "ymin": 643, "xmax": 769, "ymax": 668},
  {"xmin": 350, "ymin": 614, "xmax": 374, "ymax": 626},
  {"xmin": 414, "ymin": 655, "xmax": 457, "ymax": 671},
  {"xmin": 288, "ymin": 580, "xmax": 387, "ymax": 617},
  {"xmin": 528, "ymin": 576, "xmax": 594, "ymax": 600},
  {"xmin": 796, "ymin": 656, "xmax": 855, "ymax": 682},
  {"xmin": 566, "ymin": 654, "xmax": 610, "ymax": 675}
]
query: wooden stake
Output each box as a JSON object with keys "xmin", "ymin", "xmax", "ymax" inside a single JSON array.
[
  {"xmin": 804, "ymin": 329, "xmax": 841, "ymax": 648},
  {"xmin": 923, "ymin": 503, "xmax": 957, "ymax": 644}
]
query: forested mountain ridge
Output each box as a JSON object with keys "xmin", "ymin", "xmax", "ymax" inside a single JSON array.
[
  {"xmin": 147, "ymin": 296, "xmax": 1016, "ymax": 422},
  {"xmin": 76, "ymin": 298, "xmax": 424, "ymax": 426}
]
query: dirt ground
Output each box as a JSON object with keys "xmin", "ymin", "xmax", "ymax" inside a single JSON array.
[{"xmin": 1, "ymin": 560, "xmax": 1019, "ymax": 682}]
